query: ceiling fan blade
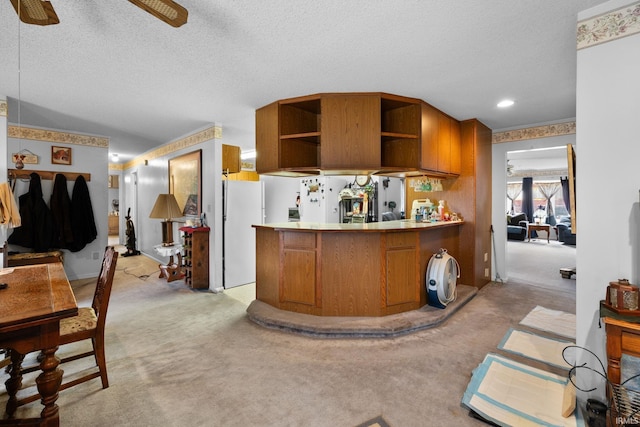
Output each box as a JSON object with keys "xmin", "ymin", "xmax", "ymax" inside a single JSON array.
[
  {"xmin": 10, "ymin": 0, "xmax": 60, "ymax": 25},
  {"xmin": 128, "ymin": 0, "xmax": 188, "ymax": 27}
]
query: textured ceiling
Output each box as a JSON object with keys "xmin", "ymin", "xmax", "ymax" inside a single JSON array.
[{"xmin": 0, "ymin": 1, "xmax": 604, "ymax": 163}]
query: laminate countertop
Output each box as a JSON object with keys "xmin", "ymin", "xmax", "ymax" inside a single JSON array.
[{"xmin": 253, "ymin": 219, "xmax": 463, "ymax": 232}]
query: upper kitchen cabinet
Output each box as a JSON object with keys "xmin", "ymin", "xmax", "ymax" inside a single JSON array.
[
  {"xmin": 321, "ymin": 94, "xmax": 381, "ymax": 171},
  {"xmin": 420, "ymin": 103, "xmax": 461, "ymax": 176},
  {"xmin": 256, "ymin": 95, "xmax": 321, "ymax": 176},
  {"xmin": 380, "ymin": 95, "xmax": 421, "ymax": 172},
  {"xmin": 255, "ymin": 92, "xmax": 460, "ymax": 177}
]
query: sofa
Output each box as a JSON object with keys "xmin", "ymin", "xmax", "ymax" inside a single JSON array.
[
  {"xmin": 507, "ymin": 213, "xmax": 528, "ymax": 241},
  {"xmin": 556, "ymin": 216, "xmax": 576, "ymax": 245}
]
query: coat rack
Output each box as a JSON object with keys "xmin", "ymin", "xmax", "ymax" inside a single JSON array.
[{"xmin": 8, "ymin": 169, "xmax": 91, "ymax": 182}]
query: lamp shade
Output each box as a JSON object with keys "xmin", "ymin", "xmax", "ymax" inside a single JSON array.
[{"xmin": 149, "ymin": 194, "xmax": 183, "ymax": 220}]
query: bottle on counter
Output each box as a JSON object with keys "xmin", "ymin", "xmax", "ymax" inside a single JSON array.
[{"xmin": 438, "ymin": 200, "xmax": 445, "ymax": 221}]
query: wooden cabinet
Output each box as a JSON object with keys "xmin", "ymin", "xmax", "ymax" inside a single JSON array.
[
  {"xmin": 180, "ymin": 226, "xmax": 210, "ymax": 289},
  {"xmin": 603, "ymin": 316, "xmax": 640, "ymax": 385},
  {"xmin": 253, "ymin": 223, "xmax": 461, "ymax": 316},
  {"xmin": 281, "ymin": 232, "xmax": 317, "ymax": 309},
  {"xmin": 383, "ymin": 232, "xmax": 420, "ymax": 307},
  {"xmin": 256, "ymin": 96, "xmax": 320, "ymax": 175},
  {"xmin": 420, "ymin": 103, "xmax": 439, "ymax": 172},
  {"xmin": 222, "ymin": 144, "xmax": 241, "ymax": 173},
  {"xmin": 381, "ymin": 96, "xmax": 421, "ymax": 171},
  {"xmin": 420, "ymin": 104, "xmax": 461, "ymax": 175},
  {"xmin": 321, "ymin": 94, "xmax": 380, "ymax": 170},
  {"xmin": 255, "ymin": 92, "xmax": 459, "ymax": 177}
]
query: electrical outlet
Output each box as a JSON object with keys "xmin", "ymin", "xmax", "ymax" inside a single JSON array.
[
  {"xmin": 484, "ymin": 268, "xmax": 489, "ymax": 278},
  {"xmin": 92, "ymin": 252, "xmax": 100, "ymax": 260}
]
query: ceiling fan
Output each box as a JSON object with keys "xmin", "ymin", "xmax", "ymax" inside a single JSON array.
[{"xmin": 9, "ymin": 0, "xmax": 188, "ymax": 27}]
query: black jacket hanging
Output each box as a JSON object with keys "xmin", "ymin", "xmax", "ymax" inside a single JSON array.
[
  {"xmin": 68, "ymin": 175, "xmax": 97, "ymax": 252},
  {"xmin": 50, "ymin": 173, "xmax": 74, "ymax": 249},
  {"xmin": 8, "ymin": 172, "xmax": 56, "ymax": 252}
]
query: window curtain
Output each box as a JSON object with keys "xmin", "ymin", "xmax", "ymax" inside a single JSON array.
[
  {"xmin": 506, "ymin": 183, "xmax": 522, "ymax": 214},
  {"xmin": 561, "ymin": 177, "xmax": 570, "ymax": 213},
  {"xmin": 522, "ymin": 177, "xmax": 534, "ymax": 223},
  {"xmin": 537, "ymin": 182, "xmax": 561, "ymax": 224}
]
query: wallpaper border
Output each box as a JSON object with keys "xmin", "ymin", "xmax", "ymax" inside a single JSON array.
[
  {"xmin": 577, "ymin": 2, "xmax": 640, "ymax": 50},
  {"xmin": 8, "ymin": 125, "xmax": 110, "ymax": 148},
  {"xmin": 492, "ymin": 121, "xmax": 576, "ymax": 144}
]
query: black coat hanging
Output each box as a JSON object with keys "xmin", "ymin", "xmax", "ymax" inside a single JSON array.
[
  {"xmin": 8, "ymin": 172, "xmax": 56, "ymax": 252},
  {"xmin": 50, "ymin": 173, "xmax": 74, "ymax": 249},
  {"xmin": 68, "ymin": 175, "xmax": 97, "ymax": 252}
]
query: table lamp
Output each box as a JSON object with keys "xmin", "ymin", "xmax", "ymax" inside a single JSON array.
[{"xmin": 149, "ymin": 194, "xmax": 183, "ymax": 246}]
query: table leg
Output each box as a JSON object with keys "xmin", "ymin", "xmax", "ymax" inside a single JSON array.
[
  {"xmin": 35, "ymin": 346, "xmax": 63, "ymax": 426},
  {"xmin": 4, "ymin": 350, "xmax": 24, "ymax": 418}
]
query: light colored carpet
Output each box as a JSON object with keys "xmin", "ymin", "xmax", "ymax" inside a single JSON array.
[
  {"xmin": 2, "ymin": 248, "xmax": 575, "ymax": 427},
  {"xmin": 506, "ymin": 239, "xmax": 576, "ymax": 294}
]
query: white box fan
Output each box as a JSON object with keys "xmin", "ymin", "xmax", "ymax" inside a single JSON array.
[{"xmin": 427, "ymin": 248, "xmax": 459, "ymax": 309}]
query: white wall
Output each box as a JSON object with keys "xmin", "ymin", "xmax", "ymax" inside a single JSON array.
[
  {"xmin": 122, "ymin": 126, "xmax": 221, "ymax": 290},
  {"xmin": 7, "ymin": 131, "xmax": 108, "ymax": 280},
  {"xmin": 576, "ymin": 0, "xmax": 640, "ymax": 400},
  {"xmin": 262, "ymin": 174, "xmax": 405, "ymax": 223},
  {"xmin": 262, "ymin": 175, "xmax": 300, "ymax": 223},
  {"xmin": 491, "ymin": 132, "xmax": 576, "ymax": 282}
]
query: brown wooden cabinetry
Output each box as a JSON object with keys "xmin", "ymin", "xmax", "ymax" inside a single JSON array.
[
  {"xmin": 420, "ymin": 104, "xmax": 461, "ymax": 175},
  {"xmin": 180, "ymin": 226, "xmax": 210, "ymax": 289},
  {"xmin": 420, "ymin": 103, "xmax": 439, "ymax": 172},
  {"xmin": 321, "ymin": 94, "xmax": 380, "ymax": 170},
  {"xmin": 281, "ymin": 232, "xmax": 317, "ymax": 309},
  {"xmin": 256, "ymin": 96, "xmax": 321, "ymax": 175},
  {"xmin": 254, "ymin": 222, "xmax": 461, "ymax": 316},
  {"xmin": 383, "ymin": 232, "xmax": 420, "ymax": 307},
  {"xmin": 603, "ymin": 316, "xmax": 640, "ymax": 385},
  {"xmin": 255, "ymin": 92, "xmax": 460, "ymax": 177},
  {"xmin": 380, "ymin": 96, "xmax": 421, "ymax": 171},
  {"xmin": 222, "ymin": 144, "xmax": 241, "ymax": 173}
]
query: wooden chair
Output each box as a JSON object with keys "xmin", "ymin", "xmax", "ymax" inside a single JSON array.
[
  {"xmin": 1, "ymin": 242, "xmax": 9, "ymax": 371},
  {"xmin": 18, "ymin": 246, "xmax": 118, "ymax": 400}
]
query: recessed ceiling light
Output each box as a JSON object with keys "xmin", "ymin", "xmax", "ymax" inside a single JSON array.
[{"xmin": 497, "ymin": 99, "xmax": 515, "ymax": 108}]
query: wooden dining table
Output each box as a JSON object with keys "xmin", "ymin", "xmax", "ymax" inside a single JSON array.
[{"xmin": 0, "ymin": 262, "xmax": 78, "ymax": 427}]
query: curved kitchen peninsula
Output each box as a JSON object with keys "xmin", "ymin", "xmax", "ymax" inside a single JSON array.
[{"xmin": 252, "ymin": 220, "xmax": 463, "ymax": 317}]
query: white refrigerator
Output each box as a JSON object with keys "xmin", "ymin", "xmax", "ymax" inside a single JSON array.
[
  {"xmin": 299, "ymin": 176, "xmax": 347, "ymax": 223},
  {"xmin": 223, "ymin": 179, "xmax": 263, "ymax": 288}
]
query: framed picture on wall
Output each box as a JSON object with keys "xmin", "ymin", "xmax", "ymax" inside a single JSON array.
[
  {"xmin": 51, "ymin": 146, "xmax": 72, "ymax": 165},
  {"xmin": 169, "ymin": 150, "xmax": 202, "ymax": 216}
]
